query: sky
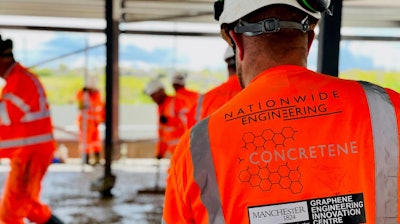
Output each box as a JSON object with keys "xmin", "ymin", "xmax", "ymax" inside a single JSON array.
[
  {"xmin": 1, "ymin": 16, "xmax": 400, "ymax": 73},
  {"xmin": 0, "ymin": 15, "xmax": 229, "ymax": 73},
  {"xmin": 1, "ymin": 29, "xmax": 229, "ymax": 72}
]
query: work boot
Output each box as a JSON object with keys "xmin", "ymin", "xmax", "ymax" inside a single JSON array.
[
  {"xmin": 45, "ymin": 214, "xmax": 64, "ymax": 224},
  {"xmin": 94, "ymin": 152, "xmax": 101, "ymax": 165},
  {"xmin": 84, "ymin": 154, "xmax": 90, "ymax": 165}
]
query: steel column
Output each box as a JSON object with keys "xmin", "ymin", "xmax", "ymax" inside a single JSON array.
[
  {"xmin": 317, "ymin": 0, "xmax": 343, "ymax": 77},
  {"xmin": 91, "ymin": 0, "xmax": 120, "ymax": 198}
]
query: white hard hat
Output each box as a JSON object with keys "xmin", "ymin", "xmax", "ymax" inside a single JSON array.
[
  {"xmin": 219, "ymin": 0, "xmax": 321, "ymax": 25},
  {"xmin": 223, "ymin": 46, "xmax": 235, "ymax": 60},
  {"xmin": 172, "ymin": 72, "xmax": 186, "ymax": 85},
  {"xmin": 86, "ymin": 75, "xmax": 98, "ymax": 89},
  {"xmin": 145, "ymin": 79, "xmax": 164, "ymax": 95},
  {"xmin": 0, "ymin": 77, "xmax": 6, "ymax": 88}
]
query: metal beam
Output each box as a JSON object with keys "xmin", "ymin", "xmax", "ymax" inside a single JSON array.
[{"xmin": 4, "ymin": 24, "xmax": 400, "ymax": 40}]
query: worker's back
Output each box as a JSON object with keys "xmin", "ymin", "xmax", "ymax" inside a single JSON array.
[
  {"xmin": 163, "ymin": 0, "xmax": 400, "ymax": 223},
  {"xmin": 165, "ymin": 65, "xmax": 400, "ymax": 223}
]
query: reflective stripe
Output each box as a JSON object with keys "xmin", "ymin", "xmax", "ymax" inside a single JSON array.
[
  {"xmin": 85, "ymin": 115, "xmax": 101, "ymax": 120},
  {"xmin": 3, "ymin": 93, "xmax": 30, "ymax": 113},
  {"xmin": 360, "ymin": 81, "xmax": 399, "ymax": 222},
  {"xmin": 1, "ymin": 69, "xmax": 51, "ymax": 123},
  {"xmin": 3, "ymin": 93, "xmax": 51, "ymax": 122},
  {"xmin": 22, "ymin": 109, "xmax": 51, "ymax": 122},
  {"xmin": 166, "ymin": 138, "xmax": 180, "ymax": 146},
  {"xmin": 168, "ymin": 98, "xmax": 175, "ymax": 115},
  {"xmin": 0, "ymin": 102, "xmax": 11, "ymax": 125},
  {"xmin": 195, "ymin": 94, "xmax": 204, "ymax": 123},
  {"xmin": 0, "ymin": 133, "xmax": 54, "ymax": 149},
  {"xmin": 179, "ymin": 108, "xmax": 188, "ymax": 126},
  {"xmin": 22, "ymin": 69, "xmax": 51, "ymax": 122},
  {"xmin": 190, "ymin": 118, "xmax": 225, "ymax": 223},
  {"xmin": 160, "ymin": 126, "xmax": 175, "ymax": 132}
]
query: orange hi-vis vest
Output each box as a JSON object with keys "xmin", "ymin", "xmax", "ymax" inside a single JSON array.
[
  {"xmin": 76, "ymin": 89, "xmax": 104, "ymax": 154},
  {"xmin": 157, "ymin": 95, "xmax": 186, "ymax": 158},
  {"xmin": 175, "ymin": 87, "xmax": 200, "ymax": 128},
  {"xmin": 163, "ymin": 65, "xmax": 400, "ymax": 224},
  {"xmin": 0, "ymin": 63, "xmax": 55, "ymax": 154},
  {"xmin": 188, "ymin": 75, "xmax": 242, "ymax": 128}
]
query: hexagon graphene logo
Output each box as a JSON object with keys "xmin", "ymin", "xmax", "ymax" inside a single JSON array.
[{"xmin": 238, "ymin": 127, "xmax": 303, "ymax": 194}]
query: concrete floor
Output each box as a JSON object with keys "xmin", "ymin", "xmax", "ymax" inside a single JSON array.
[{"xmin": 0, "ymin": 159, "xmax": 169, "ymax": 224}]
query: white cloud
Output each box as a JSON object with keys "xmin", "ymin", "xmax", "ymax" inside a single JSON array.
[
  {"xmin": 120, "ymin": 34, "xmax": 174, "ymax": 52},
  {"xmin": 174, "ymin": 36, "xmax": 228, "ymax": 70},
  {"xmin": 119, "ymin": 34, "xmax": 228, "ymax": 71},
  {"xmin": 1, "ymin": 30, "xmax": 56, "ymax": 51},
  {"xmin": 347, "ymin": 41, "xmax": 400, "ymax": 71}
]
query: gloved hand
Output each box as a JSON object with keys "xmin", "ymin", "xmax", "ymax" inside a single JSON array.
[{"xmin": 159, "ymin": 115, "xmax": 168, "ymax": 124}]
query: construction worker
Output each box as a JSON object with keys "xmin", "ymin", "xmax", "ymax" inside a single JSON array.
[
  {"xmin": 163, "ymin": 1, "xmax": 400, "ymax": 223},
  {"xmin": 145, "ymin": 79, "xmax": 186, "ymax": 159},
  {"xmin": 187, "ymin": 45, "xmax": 242, "ymax": 128},
  {"xmin": 0, "ymin": 36, "xmax": 63, "ymax": 223},
  {"xmin": 171, "ymin": 72, "xmax": 200, "ymax": 128},
  {"xmin": 76, "ymin": 86, "xmax": 105, "ymax": 165}
]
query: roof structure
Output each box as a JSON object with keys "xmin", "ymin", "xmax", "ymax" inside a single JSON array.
[{"xmin": 0, "ymin": 0, "xmax": 400, "ymax": 30}]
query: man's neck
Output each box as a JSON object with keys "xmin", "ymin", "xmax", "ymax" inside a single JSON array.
[{"xmin": 1, "ymin": 61, "xmax": 16, "ymax": 79}]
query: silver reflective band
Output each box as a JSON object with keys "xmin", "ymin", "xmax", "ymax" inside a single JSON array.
[
  {"xmin": 360, "ymin": 81, "xmax": 399, "ymax": 223},
  {"xmin": 190, "ymin": 118, "xmax": 226, "ymax": 223},
  {"xmin": 3, "ymin": 93, "xmax": 30, "ymax": 113},
  {"xmin": 22, "ymin": 110, "xmax": 51, "ymax": 122},
  {"xmin": 0, "ymin": 133, "xmax": 54, "ymax": 149},
  {"xmin": 0, "ymin": 102, "xmax": 11, "ymax": 125},
  {"xmin": 195, "ymin": 94, "xmax": 204, "ymax": 123},
  {"xmin": 234, "ymin": 16, "xmax": 310, "ymax": 36}
]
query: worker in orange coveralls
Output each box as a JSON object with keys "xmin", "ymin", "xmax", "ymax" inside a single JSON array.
[
  {"xmin": 0, "ymin": 35, "xmax": 64, "ymax": 223},
  {"xmin": 171, "ymin": 72, "xmax": 199, "ymax": 128},
  {"xmin": 145, "ymin": 78, "xmax": 186, "ymax": 159},
  {"xmin": 76, "ymin": 85, "xmax": 105, "ymax": 166},
  {"xmin": 187, "ymin": 45, "xmax": 242, "ymax": 128}
]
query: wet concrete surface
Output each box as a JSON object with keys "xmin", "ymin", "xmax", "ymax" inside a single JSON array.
[{"xmin": 0, "ymin": 159, "xmax": 169, "ymax": 224}]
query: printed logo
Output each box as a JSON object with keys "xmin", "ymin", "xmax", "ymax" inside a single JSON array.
[
  {"xmin": 237, "ymin": 128, "xmax": 359, "ymax": 193},
  {"xmin": 248, "ymin": 193, "xmax": 366, "ymax": 224},
  {"xmin": 238, "ymin": 127, "xmax": 302, "ymax": 193},
  {"xmin": 224, "ymin": 91, "xmax": 342, "ymax": 125},
  {"xmin": 249, "ymin": 201, "xmax": 309, "ymax": 224}
]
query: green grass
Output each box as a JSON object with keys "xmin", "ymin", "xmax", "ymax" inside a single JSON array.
[
  {"xmin": 34, "ymin": 67, "xmax": 226, "ymax": 105},
  {"xmin": 340, "ymin": 69, "xmax": 400, "ymax": 92},
  {"xmin": 39, "ymin": 74, "xmax": 84, "ymax": 105}
]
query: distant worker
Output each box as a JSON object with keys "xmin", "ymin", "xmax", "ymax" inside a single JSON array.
[
  {"xmin": 187, "ymin": 46, "xmax": 242, "ymax": 128},
  {"xmin": 163, "ymin": 1, "xmax": 400, "ymax": 223},
  {"xmin": 171, "ymin": 72, "xmax": 200, "ymax": 127},
  {"xmin": 0, "ymin": 36, "xmax": 63, "ymax": 223},
  {"xmin": 76, "ymin": 86, "xmax": 105, "ymax": 166},
  {"xmin": 145, "ymin": 79, "xmax": 186, "ymax": 159}
]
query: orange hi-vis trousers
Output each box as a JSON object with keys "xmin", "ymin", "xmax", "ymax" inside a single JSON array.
[{"xmin": 0, "ymin": 146, "xmax": 54, "ymax": 224}]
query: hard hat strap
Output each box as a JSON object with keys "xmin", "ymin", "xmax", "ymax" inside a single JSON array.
[{"xmin": 234, "ymin": 16, "xmax": 311, "ymax": 37}]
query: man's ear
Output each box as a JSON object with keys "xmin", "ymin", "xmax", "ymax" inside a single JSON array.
[
  {"xmin": 228, "ymin": 30, "xmax": 244, "ymax": 61},
  {"xmin": 307, "ymin": 30, "xmax": 315, "ymax": 51}
]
